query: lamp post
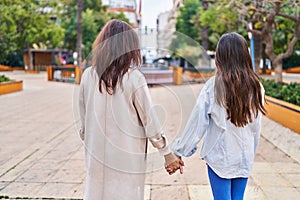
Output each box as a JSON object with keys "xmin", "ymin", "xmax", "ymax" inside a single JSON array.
[{"xmin": 248, "ymin": 22, "xmax": 256, "ymax": 73}]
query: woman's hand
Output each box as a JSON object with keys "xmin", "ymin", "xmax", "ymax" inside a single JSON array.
[{"xmin": 164, "ymin": 153, "xmax": 184, "ymax": 175}]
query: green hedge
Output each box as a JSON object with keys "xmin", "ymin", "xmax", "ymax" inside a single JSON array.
[
  {"xmin": 283, "ymin": 53, "xmax": 300, "ymax": 69},
  {"xmin": 0, "ymin": 75, "xmax": 11, "ymax": 83},
  {"xmin": 261, "ymin": 78, "xmax": 300, "ymax": 106}
]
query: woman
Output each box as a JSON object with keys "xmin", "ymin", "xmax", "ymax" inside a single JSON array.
[
  {"xmin": 78, "ymin": 20, "xmax": 182, "ymax": 200},
  {"xmin": 168, "ymin": 32, "xmax": 267, "ymax": 199}
]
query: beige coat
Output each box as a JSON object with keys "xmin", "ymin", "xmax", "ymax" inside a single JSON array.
[{"xmin": 79, "ymin": 67, "xmax": 169, "ymax": 200}]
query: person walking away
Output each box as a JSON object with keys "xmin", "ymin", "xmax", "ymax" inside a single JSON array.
[
  {"xmin": 79, "ymin": 20, "xmax": 183, "ymax": 200},
  {"xmin": 168, "ymin": 32, "xmax": 266, "ymax": 200}
]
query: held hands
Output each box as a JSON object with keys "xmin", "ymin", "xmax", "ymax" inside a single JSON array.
[{"xmin": 164, "ymin": 153, "xmax": 184, "ymax": 175}]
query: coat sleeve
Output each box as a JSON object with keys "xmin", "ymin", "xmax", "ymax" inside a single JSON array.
[
  {"xmin": 172, "ymin": 84, "xmax": 210, "ymax": 157},
  {"xmin": 78, "ymin": 70, "xmax": 87, "ymax": 140},
  {"xmin": 133, "ymin": 76, "xmax": 171, "ymax": 155}
]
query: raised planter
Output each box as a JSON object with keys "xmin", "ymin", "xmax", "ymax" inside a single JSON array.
[
  {"xmin": 0, "ymin": 65, "xmax": 13, "ymax": 71},
  {"xmin": 0, "ymin": 81, "xmax": 23, "ymax": 95},
  {"xmin": 46, "ymin": 65, "xmax": 82, "ymax": 84},
  {"xmin": 0, "ymin": 80, "xmax": 23, "ymax": 95},
  {"xmin": 141, "ymin": 69, "xmax": 174, "ymax": 85},
  {"xmin": 25, "ymin": 70, "xmax": 40, "ymax": 74},
  {"xmin": 286, "ymin": 66, "xmax": 300, "ymax": 73},
  {"xmin": 265, "ymin": 96, "xmax": 300, "ymax": 134}
]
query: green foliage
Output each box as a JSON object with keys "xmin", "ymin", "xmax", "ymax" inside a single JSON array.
[
  {"xmin": 176, "ymin": 0, "xmax": 201, "ymax": 43},
  {"xmin": 272, "ymin": 16, "xmax": 300, "ymax": 55},
  {"xmin": 61, "ymin": 0, "xmax": 130, "ymax": 57},
  {"xmin": 176, "ymin": 44, "xmax": 202, "ymax": 66},
  {"xmin": 173, "ymin": 0, "xmax": 247, "ymax": 51},
  {"xmin": 200, "ymin": 3, "xmax": 238, "ymax": 32},
  {"xmin": 199, "ymin": 2, "xmax": 241, "ymax": 49},
  {"xmin": 261, "ymin": 78, "xmax": 300, "ymax": 106},
  {"xmin": 0, "ymin": 0, "xmax": 65, "ymax": 64},
  {"xmin": 0, "ymin": 75, "xmax": 11, "ymax": 83},
  {"xmin": 82, "ymin": 9, "xmax": 98, "ymax": 57},
  {"xmin": 283, "ymin": 53, "xmax": 300, "ymax": 69},
  {"xmin": 0, "ymin": 0, "xmax": 130, "ymax": 65},
  {"xmin": 2, "ymin": 53, "xmax": 24, "ymax": 67}
]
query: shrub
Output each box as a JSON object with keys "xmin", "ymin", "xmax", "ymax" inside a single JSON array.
[
  {"xmin": 0, "ymin": 75, "xmax": 11, "ymax": 83},
  {"xmin": 261, "ymin": 78, "xmax": 300, "ymax": 106},
  {"xmin": 0, "ymin": 53, "xmax": 24, "ymax": 67},
  {"xmin": 282, "ymin": 53, "xmax": 300, "ymax": 69}
]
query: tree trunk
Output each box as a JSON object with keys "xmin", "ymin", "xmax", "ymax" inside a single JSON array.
[
  {"xmin": 262, "ymin": 43, "xmax": 267, "ymax": 74},
  {"xmin": 274, "ymin": 60, "xmax": 283, "ymax": 83},
  {"xmin": 254, "ymin": 34, "xmax": 262, "ymax": 73},
  {"xmin": 77, "ymin": 0, "xmax": 83, "ymax": 67},
  {"xmin": 202, "ymin": 0, "xmax": 209, "ymax": 67},
  {"xmin": 27, "ymin": 42, "xmax": 33, "ymax": 70}
]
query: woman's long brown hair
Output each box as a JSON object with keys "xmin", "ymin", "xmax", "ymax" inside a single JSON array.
[
  {"xmin": 214, "ymin": 32, "xmax": 266, "ymax": 127},
  {"xmin": 92, "ymin": 19, "xmax": 141, "ymax": 94}
]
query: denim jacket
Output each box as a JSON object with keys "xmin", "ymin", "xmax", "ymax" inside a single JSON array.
[{"xmin": 172, "ymin": 76, "xmax": 264, "ymax": 178}]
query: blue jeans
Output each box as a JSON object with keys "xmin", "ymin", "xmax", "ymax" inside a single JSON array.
[{"xmin": 207, "ymin": 165, "xmax": 248, "ymax": 200}]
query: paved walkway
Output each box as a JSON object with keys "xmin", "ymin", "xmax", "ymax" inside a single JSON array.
[{"xmin": 0, "ymin": 71, "xmax": 300, "ymax": 199}]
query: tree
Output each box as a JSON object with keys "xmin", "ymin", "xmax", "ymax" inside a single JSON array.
[
  {"xmin": 77, "ymin": 0, "xmax": 83, "ymax": 67},
  {"xmin": 62, "ymin": 0, "xmax": 130, "ymax": 60},
  {"xmin": 0, "ymin": 0, "xmax": 65, "ymax": 68},
  {"xmin": 201, "ymin": 0, "xmax": 209, "ymax": 51},
  {"xmin": 200, "ymin": 0, "xmax": 241, "ymax": 50},
  {"xmin": 176, "ymin": 0, "xmax": 202, "ymax": 43},
  {"xmin": 236, "ymin": 0, "xmax": 300, "ymax": 82}
]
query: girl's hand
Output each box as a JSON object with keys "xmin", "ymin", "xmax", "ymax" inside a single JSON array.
[{"xmin": 164, "ymin": 153, "xmax": 184, "ymax": 175}]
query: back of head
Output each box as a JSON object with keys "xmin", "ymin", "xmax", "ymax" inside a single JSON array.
[
  {"xmin": 214, "ymin": 32, "xmax": 266, "ymax": 127},
  {"xmin": 92, "ymin": 19, "xmax": 141, "ymax": 94}
]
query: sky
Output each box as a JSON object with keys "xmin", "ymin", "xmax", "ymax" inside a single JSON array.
[{"xmin": 141, "ymin": 0, "xmax": 173, "ymax": 28}]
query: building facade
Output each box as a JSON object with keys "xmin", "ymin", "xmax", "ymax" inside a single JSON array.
[
  {"xmin": 102, "ymin": 0, "xmax": 139, "ymax": 28},
  {"xmin": 156, "ymin": 0, "xmax": 183, "ymax": 57}
]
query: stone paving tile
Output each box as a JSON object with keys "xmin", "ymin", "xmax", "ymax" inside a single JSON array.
[
  {"xmin": 30, "ymin": 159, "xmax": 66, "ymax": 170},
  {"xmin": 0, "ymin": 182, "xmax": 45, "ymax": 198},
  {"xmin": 283, "ymin": 174, "xmax": 300, "ymax": 188},
  {"xmin": 35, "ymin": 182, "xmax": 80, "ymax": 198},
  {"xmin": 72, "ymin": 183, "xmax": 85, "ymax": 199},
  {"xmin": 149, "ymin": 169, "xmax": 185, "ymax": 185},
  {"xmin": 181, "ymin": 157, "xmax": 209, "ymax": 185},
  {"xmin": 251, "ymin": 173, "xmax": 293, "ymax": 187},
  {"xmin": 252, "ymin": 162, "xmax": 276, "ymax": 174},
  {"xmin": 244, "ymin": 186, "xmax": 266, "ymax": 200},
  {"xmin": 0, "ymin": 182, "xmax": 9, "ymax": 191},
  {"xmin": 14, "ymin": 169, "xmax": 58, "ymax": 183},
  {"xmin": 261, "ymin": 117, "xmax": 300, "ymax": 163},
  {"xmin": 48, "ymin": 168, "xmax": 85, "ymax": 184},
  {"xmin": 262, "ymin": 186, "xmax": 300, "ymax": 200},
  {"xmin": 255, "ymin": 135, "xmax": 295, "ymax": 163},
  {"xmin": 144, "ymin": 185, "xmax": 151, "ymax": 200},
  {"xmin": 270, "ymin": 162, "xmax": 300, "ymax": 173},
  {"xmin": 70, "ymin": 148, "xmax": 85, "ymax": 160},
  {"xmin": 0, "ymin": 159, "xmax": 35, "ymax": 182},
  {"xmin": 61, "ymin": 159, "xmax": 85, "ymax": 171},
  {"xmin": 150, "ymin": 185, "xmax": 189, "ymax": 200},
  {"xmin": 188, "ymin": 185, "xmax": 213, "ymax": 200}
]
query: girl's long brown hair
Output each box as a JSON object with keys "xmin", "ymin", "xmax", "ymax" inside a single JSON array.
[
  {"xmin": 92, "ymin": 19, "xmax": 141, "ymax": 94},
  {"xmin": 214, "ymin": 32, "xmax": 266, "ymax": 127}
]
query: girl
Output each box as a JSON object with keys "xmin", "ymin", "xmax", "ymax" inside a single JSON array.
[
  {"xmin": 169, "ymin": 32, "xmax": 266, "ymax": 199},
  {"xmin": 79, "ymin": 20, "xmax": 182, "ymax": 200}
]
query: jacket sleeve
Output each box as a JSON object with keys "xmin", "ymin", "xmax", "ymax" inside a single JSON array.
[
  {"xmin": 172, "ymin": 84, "xmax": 210, "ymax": 157},
  {"xmin": 133, "ymin": 76, "xmax": 170, "ymax": 155},
  {"xmin": 254, "ymin": 84, "xmax": 265, "ymax": 152}
]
